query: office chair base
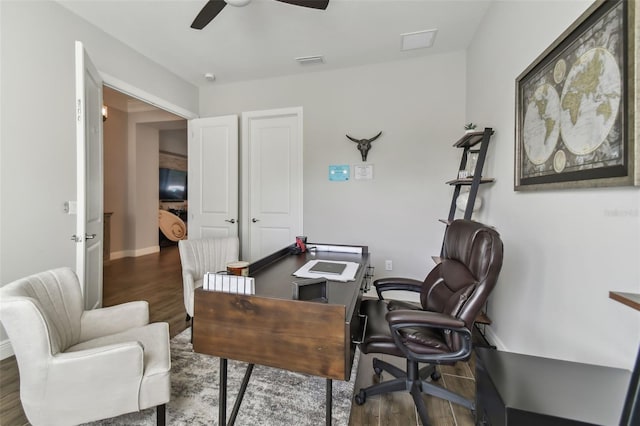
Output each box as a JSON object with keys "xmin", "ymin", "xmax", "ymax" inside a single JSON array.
[{"xmin": 355, "ymin": 357, "xmax": 475, "ymax": 426}]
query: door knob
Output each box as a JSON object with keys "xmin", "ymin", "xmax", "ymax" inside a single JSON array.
[
  {"xmin": 85, "ymin": 233, "xmax": 97, "ymax": 240},
  {"xmin": 252, "ymin": 218, "xmax": 260, "ymax": 223},
  {"xmin": 225, "ymin": 219, "xmax": 236, "ymax": 224}
]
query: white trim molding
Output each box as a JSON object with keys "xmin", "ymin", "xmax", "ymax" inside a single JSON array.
[
  {"xmin": 0, "ymin": 339, "xmax": 14, "ymax": 360},
  {"xmin": 100, "ymin": 73, "xmax": 198, "ymax": 120},
  {"xmin": 109, "ymin": 246, "xmax": 160, "ymax": 260}
]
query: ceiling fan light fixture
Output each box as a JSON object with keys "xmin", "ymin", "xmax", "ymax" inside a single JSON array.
[
  {"xmin": 191, "ymin": 0, "xmax": 330, "ymax": 30},
  {"xmin": 295, "ymin": 55, "xmax": 325, "ymax": 65},
  {"xmin": 400, "ymin": 29, "xmax": 438, "ymax": 51},
  {"xmin": 225, "ymin": 0, "xmax": 252, "ymax": 7}
]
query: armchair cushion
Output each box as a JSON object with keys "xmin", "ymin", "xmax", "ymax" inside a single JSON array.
[
  {"xmin": 68, "ymin": 322, "xmax": 170, "ymax": 376},
  {"xmin": 361, "ymin": 301, "xmax": 465, "ymax": 358},
  {"xmin": 387, "ymin": 299, "xmax": 422, "ymax": 311}
]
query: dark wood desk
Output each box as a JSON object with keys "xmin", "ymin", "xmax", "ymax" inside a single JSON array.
[
  {"xmin": 476, "ymin": 347, "xmax": 631, "ymax": 426},
  {"xmin": 609, "ymin": 291, "xmax": 640, "ymax": 425},
  {"xmin": 193, "ymin": 245, "xmax": 370, "ymax": 426},
  {"xmin": 609, "ymin": 291, "xmax": 640, "ymax": 312}
]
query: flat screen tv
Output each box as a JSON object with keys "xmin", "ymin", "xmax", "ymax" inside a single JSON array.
[{"xmin": 159, "ymin": 168, "xmax": 187, "ymax": 201}]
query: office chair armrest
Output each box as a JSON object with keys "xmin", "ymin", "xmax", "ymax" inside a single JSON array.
[
  {"xmin": 386, "ymin": 309, "xmax": 472, "ymax": 364},
  {"xmin": 374, "ymin": 277, "xmax": 423, "ymax": 300}
]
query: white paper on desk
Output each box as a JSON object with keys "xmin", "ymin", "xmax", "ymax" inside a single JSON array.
[
  {"xmin": 203, "ymin": 273, "xmax": 255, "ymax": 295},
  {"xmin": 309, "ymin": 244, "xmax": 362, "ymax": 254},
  {"xmin": 293, "ymin": 260, "xmax": 360, "ymax": 282}
]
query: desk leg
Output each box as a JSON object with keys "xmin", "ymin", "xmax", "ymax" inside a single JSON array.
[
  {"xmin": 621, "ymin": 345, "xmax": 639, "ymax": 425},
  {"xmin": 220, "ymin": 358, "xmax": 227, "ymax": 426},
  {"xmin": 228, "ymin": 363, "xmax": 254, "ymax": 426},
  {"xmin": 326, "ymin": 378, "xmax": 332, "ymax": 426}
]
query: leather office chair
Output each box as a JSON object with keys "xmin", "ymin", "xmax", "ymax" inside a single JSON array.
[
  {"xmin": 355, "ymin": 219, "xmax": 503, "ymax": 425},
  {"xmin": 0, "ymin": 267, "xmax": 170, "ymax": 426},
  {"xmin": 178, "ymin": 236, "xmax": 239, "ymax": 320}
]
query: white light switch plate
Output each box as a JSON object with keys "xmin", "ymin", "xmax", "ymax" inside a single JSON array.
[{"xmin": 64, "ymin": 201, "xmax": 78, "ymax": 215}]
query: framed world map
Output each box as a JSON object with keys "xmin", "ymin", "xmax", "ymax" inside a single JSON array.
[{"xmin": 515, "ymin": 0, "xmax": 639, "ymax": 190}]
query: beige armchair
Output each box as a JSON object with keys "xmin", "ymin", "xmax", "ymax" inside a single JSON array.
[
  {"xmin": 0, "ymin": 267, "xmax": 170, "ymax": 426},
  {"xmin": 178, "ymin": 236, "xmax": 239, "ymax": 319}
]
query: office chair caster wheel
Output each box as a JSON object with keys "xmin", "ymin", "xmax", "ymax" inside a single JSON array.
[
  {"xmin": 430, "ymin": 371, "xmax": 441, "ymax": 381},
  {"xmin": 372, "ymin": 357, "xmax": 383, "ymax": 377},
  {"xmin": 354, "ymin": 390, "xmax": 367, "ymax": 405}
]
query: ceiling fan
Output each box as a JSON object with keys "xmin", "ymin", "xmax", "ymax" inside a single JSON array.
[{"xmin": 191, "ymin": 0, "xmax": 330, "ymax": 30}]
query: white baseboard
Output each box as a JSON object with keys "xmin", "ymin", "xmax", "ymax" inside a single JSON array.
[
  {"xmin": 484, "ymin": 326, "xmax": 507, "ymax": 351},
  {"xmin": 109, "ymin": 246, "xmax": 160, "ymax": 260},
  {"xmin": 0, "ymin": 339, "xmax": 14, "ymax": 360}
]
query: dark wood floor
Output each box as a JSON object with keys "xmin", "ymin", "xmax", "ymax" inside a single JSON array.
[{"xmin": 0, "ymin": 246, "xmax": 478, "ymax": 426}]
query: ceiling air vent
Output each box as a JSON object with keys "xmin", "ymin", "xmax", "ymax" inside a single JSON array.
[
  {"xmin": 295, "ymin": 55, "xmax": 325, "ymax": 65},
  {"xmin": 401, "ymin": 29, "xmax": 438, "ymax": 51}
]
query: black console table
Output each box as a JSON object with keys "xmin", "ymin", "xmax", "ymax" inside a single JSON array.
[{"xmin": 476, "ymin": 347, "xmax": 631, "ymax": 425}]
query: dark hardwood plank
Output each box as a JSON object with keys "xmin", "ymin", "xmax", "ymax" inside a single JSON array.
[
  {"xmin": 349, "ymin": 350, "xmax": 478, "ymax": 426},
  {"xmin": 0, "ymin": 355, "xmax": 27, "ymax": 426},
  {"xmin": 441, "ymin": 375, "xmax": 476, "ymax": 426},
  {"xmin": 103, "ymin": 245, "xmax": 188, "ymax": 339}
]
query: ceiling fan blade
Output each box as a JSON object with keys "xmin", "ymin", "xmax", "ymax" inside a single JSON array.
[
  {"xmin": 275, "ymin": 0, "xmax": 329, "ymax": 10},
  {"xmin": 191, "ymin": 0, "xmax": 227, "ymax": 30}
]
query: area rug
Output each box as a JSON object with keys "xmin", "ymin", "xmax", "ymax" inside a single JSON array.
[{"xmin": 85, "ymin": 328, "xmax": 359, "ymax": 425}]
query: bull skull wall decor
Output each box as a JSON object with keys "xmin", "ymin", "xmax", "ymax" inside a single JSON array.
[{"xmin": 346, "ymin": 131, "xmax": 382, "ymax": 162}]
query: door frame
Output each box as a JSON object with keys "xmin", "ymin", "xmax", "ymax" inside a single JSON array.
[
  {"xmin": 99, "ymin": 74, "xmax": 198, "ymax": 258},
  {"xmin": 101, "ymin": 73, "xmax": 198, "ymax": 121}
]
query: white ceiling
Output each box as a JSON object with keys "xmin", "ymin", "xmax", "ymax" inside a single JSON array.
[{"xmin": 57, "ymin": 0, "xmax": 492, "ymax": 87}]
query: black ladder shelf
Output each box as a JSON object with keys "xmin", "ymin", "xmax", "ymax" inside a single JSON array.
[
  {"xmin": 445, "ymin": 127, "xmax": 495, "ymax": 223},
  {"xmin": 438, "ymin": 127, "xmax": 496, "ymax": 347}
]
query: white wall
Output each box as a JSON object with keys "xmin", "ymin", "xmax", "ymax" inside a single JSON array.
[
  {"xmin": 200, "ymin": 52, "xmax": 467, "ymax": 283},
  {"xmin": 467, "ymin": 0, "xmax": 640, "ymax": 370},
  {"xmin": 0, "ymin": 0, "xmax": 196, "ymax": 281},
  {"xmin": 104, "ymin": 107, "xmax": 128, "ymax": 254},
  {"xmin": 122, "ymin": 110, "xmax": 186, "ymax": 257},
  {"xmin": 133, "ymin": 124, "xmax": 160, "ymax": 254},
  {"xmin": 160, "ymin": 129, "xmax": 188, "ymax": 156},
  {"xmin": 0, "ymin": 0, "xmax": 197, "ymax": 358}
]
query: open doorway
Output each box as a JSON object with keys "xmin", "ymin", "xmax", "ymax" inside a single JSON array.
[{"xmin": 102, "ymin": 86, "xmax": 188, "ymax": 261}]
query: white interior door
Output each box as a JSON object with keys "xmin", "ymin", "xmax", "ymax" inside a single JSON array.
[
  {"xmin": 241, "ymin": 107, "xmax": 303, "ymax": 261},
  {"xmin": 188, "ymin": 115, "xmax": 239, "ymax": 239},
  {"xmin": 75, "ymin": 41, "xmax": 103, "ymax": 310}
]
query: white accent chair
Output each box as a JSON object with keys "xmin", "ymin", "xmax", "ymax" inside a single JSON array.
[
  {"xmin": 0, "ymin": 267, "xmax": 170, "ymax": 426},
  {"xmin": 178, "ymin": 236, "xmax": 240, "ymax": 320}
]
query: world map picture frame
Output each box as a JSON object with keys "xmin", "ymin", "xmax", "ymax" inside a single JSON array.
[{"xmin": 514, "ymin": 0, "xmax": 639, "ymax": 191}]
